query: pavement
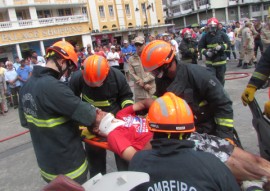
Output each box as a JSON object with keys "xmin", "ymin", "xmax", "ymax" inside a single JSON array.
[{"xmin": 0, "ymin": 59, "xmax": 268, "ymax": 191}]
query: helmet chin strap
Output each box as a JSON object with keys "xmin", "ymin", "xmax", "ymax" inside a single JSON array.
[{"xmin": 53, "ymin": 58, "xmax": 70, "ymax": 79}]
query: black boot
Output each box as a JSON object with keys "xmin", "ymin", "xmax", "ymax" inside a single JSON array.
[
  {"xmin": 237, "ymin": 60, "xmax": 242, "ymax": 67},
  {"xmin": 242, "ymin": 63, "xmax": 248, "ymax": 69}
]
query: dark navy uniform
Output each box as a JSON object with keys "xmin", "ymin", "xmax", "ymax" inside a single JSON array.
[
  {"xmin": 69, "ymin": 67, "xmax": 134, "ymax": 177},
  {"xmin": 129, "ymin": 138, "xmax": 240, "ymax": 191},
  {"xmin": 155, "ymin": 63, "xmax": 234, "ymax": 140},
  {"xmin": 19, "ymin": 66, "xmax": 96, "ymax": 184}
]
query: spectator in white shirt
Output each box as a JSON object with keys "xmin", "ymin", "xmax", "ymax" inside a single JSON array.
[
  {"xmin": 13, "ymin": 56, "xmax": 21, "ymax": 70},
  {"xmin": 107, "ymin": 46, "xmax": 120, "ymax": 70},
  {"xmin": 5, "ymin": 61, "xmax": 20, "ymax": 109},
  {"xmin": 171, "ymin": 33, "xmax": 180, "ymax": 60},
  {"xmin": 32, "ymin": 51, "xmax": 46, "ymax": 64},
  {"xmin": 30, "ymin": 56, "xmax": 46, "ymax": 69},
  {"xmin": 226, "ymin": 27, "xmax": 237, "ymax": 60}
]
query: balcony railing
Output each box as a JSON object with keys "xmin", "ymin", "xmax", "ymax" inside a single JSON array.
[
  {"xmin": 4, "ymin": 0, "xmax": 87, "ymax": 6},
  {"xmin": 0, "ymin": 15, "xmax": 88, "ymax": 31}
]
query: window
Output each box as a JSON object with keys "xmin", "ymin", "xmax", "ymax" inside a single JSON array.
[
  {"xmin": 198, "ymin": 0, "xmax": 208, "ymax": 6},
  {"xmin": 125, "ymin": 4, "xmax": 130, "ymax": 15},
  {"xmin": 141, "ymin": 3, "xmax": 146, "ymax": 13},
  {"xmin": 16, "ymin": 10, "xmax": 27, "ymax": 20},
  {"xmin": 252, "ymin": 5, "xmax": 260, "ymax": 12},
  {"xmin": 99, "ymin": 6, "xmax": 105, "ymax": 17},
  {"xmin": 58, "ymin": 8, "xmax": 72, "ymax": 16},
  {"xmin": 108, "ymin": 5, "xmax": 114, "ymax": 17},
  {"xmin": 182, "ymin": 1, "xmax": 193, "ymax": 11},
  {"xmin": 82, "ymin": 7, "xmax": 87, "ymax": 15},
  {"xmin": 264, "ymin": 3, "xmax": 270, "ymax": 11},
  {"xmin": 230, "ymin": 10, "xmax": 235, "ymax": 15},
  {"xmin": 172, "ymin": 7, "xmax": 180, "ymax": 13}
]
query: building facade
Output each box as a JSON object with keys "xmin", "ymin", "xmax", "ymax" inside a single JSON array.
[
  {"xmin": 0, "ymin": 0, "xmax": 171, "ymax": 62},
  {"xmin": 164, "ymin": 0, "xmax": 270, "ymax": 32}
]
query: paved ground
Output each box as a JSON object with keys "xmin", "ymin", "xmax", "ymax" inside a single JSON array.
[{"xmin": 0, "ymin": 59, "xmax": 268, "ymax": 191}]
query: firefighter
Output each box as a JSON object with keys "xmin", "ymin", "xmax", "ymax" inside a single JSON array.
[
  {"xmin": 199, "ymin": 17, "xmax": 230, "ymax": 86},
  {"xmin": 69, "ymin": 55, "xmax": 134, "ymax": 177},
  {"xmin": 242, "ymin": 45, "xmax": 270, "ymax": 118},
  {"xmin": 128, "ymin": 92, "xmax": 240, "ymax": 191},
  {"xmin": 179, "ymin": 28, "xmax": 198, "ymax": 64},
  {"xmin": 18, "ymin": 41, "xmax": 97, "ymax": 184},
  {"xmin": 140, "ymin": 40, "xmax": 237, "ymax": 143}
]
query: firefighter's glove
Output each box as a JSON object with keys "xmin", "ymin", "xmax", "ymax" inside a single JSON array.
[
  {"xmin": 215, "ymin": 45, "xmax": 224, "ymax": 51},
  {"xmin": 241, "ymin": 84, "xmax": 257, "ymax": 106},
  {"xmin": 203, "ymin": 50, "xmax": 213, "ymax": 58},
  {"xmin": 264, "ymin": 101, "xmax": 270, "ymax": 119},
  {"xmin": 189, "ymin": 48, "xmax": 195, "ymax": 53}
]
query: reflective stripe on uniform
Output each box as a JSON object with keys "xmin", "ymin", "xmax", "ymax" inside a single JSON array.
[
  {"xmin": 40, "ymin": 159, "xmax": 88, "ymax": 181},
  {"xmin": 24, "ymin": 113, "xmax": 69, "ymax": 128},
  {"xmin": 205, "ymin": 60, "xmax": 226, "ymax": 66},
  {"xmin": 201, "ymin": 48, "xmax": 206, "ymax": 54},
  {"xmin": 207, "ymin": 43, "xmax": 219, "ymax": 48},
  {"xmin": 82, "ymin": 94, "xmax": 110, "ymax": 107},
  {"xmin": 121, "ymin": 100, "xmax": 134, "ymax": 108},
  {"xmin": 252, "ymin": 72, "xmax": 268, "ymax": 81},
  {"xmin": 199, "ymin": 100, "xmax": 208, "ymax": 107},
  {"xmin": 215, "ymin": 118, "xmax": 234, "ymax": 128}
]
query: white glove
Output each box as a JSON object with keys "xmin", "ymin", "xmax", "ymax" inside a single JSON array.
[
  {"xmin": 215, "ymin": 45, "xmax": 222, "ymax": 51},
  {"xmin": 206, "ymin": 51, "xmax": 213, "ymax": 58}
]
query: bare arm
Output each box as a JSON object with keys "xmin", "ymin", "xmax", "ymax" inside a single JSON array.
[{"xmin": 132, "ymin": 98, "xmax": 154, "ymax": 112}]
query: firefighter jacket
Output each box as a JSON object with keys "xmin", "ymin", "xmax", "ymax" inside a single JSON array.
[
  {"xmin": 69, "ymin": 67, "xmax": 134, "ymax": 115},
  {"xmin": 18, "ymin": 66, "xmax": 97, "ymax": 182},
  {"xmin": 179, "ymin": 38, "xmax": 198, "ymax": 64},
  {"xmin": 128, "ymin": 54, "xmax": 156, "ymax": 102},
  {"xmin": 155, "ymin": 62, "xmax": 234, "ymax": 140},
  {"xmin": 129, "ymin": 138, "xmax": 240, "ymax": 191},
  {"xmin": 199, "ymin": 30, "xmax": 230, "ymax": 66},
  {"xmin": 248, "ymin": 46, "xmax": 270, "ymax": 88}
]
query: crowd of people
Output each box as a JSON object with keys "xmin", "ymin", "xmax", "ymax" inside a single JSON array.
[{"xmin": 1, "ymin": 16, "xmax": 270, "ymax": 190}]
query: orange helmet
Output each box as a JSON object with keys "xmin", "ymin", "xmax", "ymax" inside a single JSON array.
[
  {"xmin": 46, "ymin": 41, "xmax": 78, "ymax": 70},
  {"xmin": 181, "ymin": 28, "xmax": 192, "ymax": 39},
  {"xmin": 147, "ymin": 92, "xmax": 195, "ymax": 133},
  {"xmin": 82, "ymin": 55, "xmax": 110, "ymax": 87},
  {"xmin": 140, "ymin": 40, "xmax": 175, "ymax": 72}
]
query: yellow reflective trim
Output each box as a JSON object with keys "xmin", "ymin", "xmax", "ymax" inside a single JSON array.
[
  {"xmin": 40, "ymin": 159, "xmax": 88, "ymax": 181},
  {"xmin": 252, "ymin": 72, "xmax": 268, "ymax": 81},
  {"xmin": 223, "ymin": 43, "xmax": 228, "ymax": 49},
  {"xmin": 24, "ymin": 113, "xmax": 69, "ymax": 128},
  {"xmin": 199, "ymin": 100, "xmax": 208, "ymax": 107},
  {"xmin": 207, "ymin": 43, "xmax": 219, "ymax": 48},
  {"xmin": 121, "ymin": 100, "xmax": 134, "ymax": 108},
  {"xmin": 206, "ymin": 60, "xmax": 226, "ymax": 66},
  {"xmin": 201, "ymin": 48, "xmax": 206, "ymax": 54},
  {"xmin": 215, "ymin": 118, "xmax": 234, "ymax": 128},
  {"xmin": 82, "ymin": 94, "xmax": 110, "ymax": 107}
]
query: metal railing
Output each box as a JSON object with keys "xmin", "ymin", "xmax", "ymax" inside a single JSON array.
[{"xmin": 0, "ymin": 15, "xmax": 88, "ymax": 31}]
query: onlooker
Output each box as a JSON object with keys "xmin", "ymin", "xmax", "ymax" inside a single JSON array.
[
  {"xmin": 170, "ymin": 33, "xmax": 180, "ymax": 60},
  {"xmin": 30, "ymin": 55, "xmax": 45, "ymax": 68},
  {"xmin": 0, "ymin": 63, "xmax": 7, "ymax": 115},
  {"xmin": 226, "ymin": 27, "xmax": 237, "ymax": 60},
  {"xmin": 86, "ymin": 46, "xmax": 94, "ymax": 57},
  {"xmin": 121, "ymin": 40, "xmax": 133, "ymax": 81},
  {"xmin": 130, "ymin": 40, "xmax": 137, "ymax": 55},
  {"xmin": 261, "ymin": 17, "xmax": 270, "ymax": 51},
  {"xmin": 241, "ymin": 21, "xmax": 255, "ymax": 69},
  {"xmin": 116, "ymin": 45, "xmax": 124, "ymax": 74},
  {"xmin": 148, "ymin": 34, "xmax": 155, "ymax": 42},
  {"xmin": 128, "ymin": 36, "xmax": 156, "ymax": 102},
  {"xmin": 107, "ymin": 46, "xmax": 120, "ymax": 69},
  {"xmin": 5, "ymin": 61, "xmax": 20, "ymax": 109},
  {"xmin": 94, "ymin": 46, "xmax": 106, "ymax": 58},
  {"xmin": 17, "ymin": 59, "xmax": 32, "ymax": 87},
  {"xmin": 253, "ymin": 19, "xmax": 263, "ymax": 64},
  {"xmin": 32, "ymin": 51, "xmax": 46, "ymax": 64},
  {"xmin": 234, "ymin": 21, "xmax": 242, "ymax": 64},
  {"xmin": 13, "ymin": 56, "xmax": 21, "ymax": 70}
]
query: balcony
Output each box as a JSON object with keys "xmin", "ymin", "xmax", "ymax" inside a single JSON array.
[
  {"xmin": 2, "ymin": 0, "xmax": 87, "ymax": 7},
  {"xmin": 0, "ymin": 14, "xmax": 88, "ymax": 31}
]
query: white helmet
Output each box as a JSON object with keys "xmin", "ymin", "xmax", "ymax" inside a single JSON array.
[{"xmin": 99, "ymin": 113, "xmax": 125, "ymax": 136}]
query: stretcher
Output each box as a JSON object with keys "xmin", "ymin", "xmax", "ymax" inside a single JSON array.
[
  {"xmin": 80, "ymin": 126, "xmax": 111, "ymax": 150},
  {"xmin": 248, "ymin": 98, "xmax": 270, "ymax": 161}
]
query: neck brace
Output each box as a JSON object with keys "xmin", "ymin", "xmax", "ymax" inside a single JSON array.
[{"xmin": 99, "ymin": 113, "xmax": 125, "ymax": 136}]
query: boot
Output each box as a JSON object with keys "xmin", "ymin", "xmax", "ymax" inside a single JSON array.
[
  {"xmin": 237, "ymin": 60, "xmax": 242, "ymax": 67},
  {"xmin": 242, "ymin": 63, "xmax": 248, "ymax": 69}
]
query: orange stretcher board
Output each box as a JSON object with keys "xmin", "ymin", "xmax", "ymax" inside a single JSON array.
[{"xmin": 83, "ymin": 137, "xmax": 111, "ymax": 151}]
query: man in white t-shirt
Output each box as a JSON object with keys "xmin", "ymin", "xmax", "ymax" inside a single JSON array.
[
  {"xmin": 107, "ymin": 46, "xmax": 120, "ymax": 70},
  {"xmin": 170, "ymin": 33, "xmax": 180, "ymax": 60}
]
